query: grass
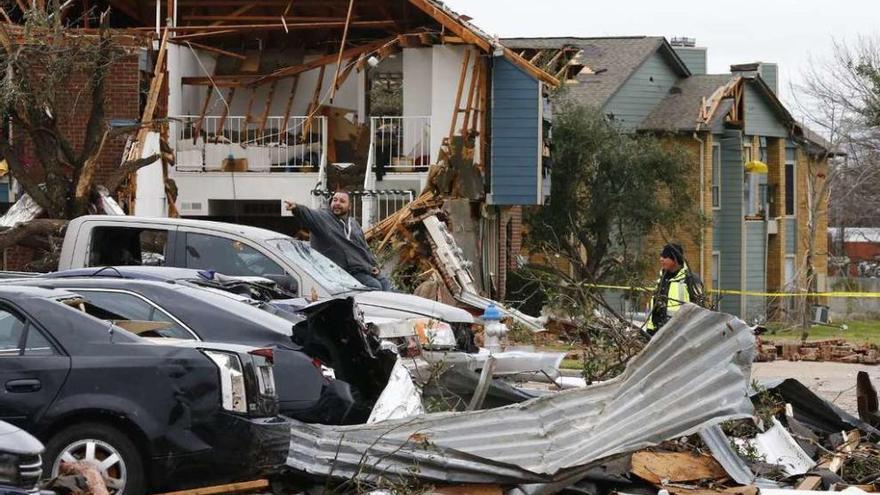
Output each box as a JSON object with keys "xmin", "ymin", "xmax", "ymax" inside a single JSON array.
[
  {"xmin": 762, "ymin": 320, "xmax": 880, "ymax": 346},
  {"xmin": 561, "ymin": 358, "xmax": 582, "ymax": 370}
]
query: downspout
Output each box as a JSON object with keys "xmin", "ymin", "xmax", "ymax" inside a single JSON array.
[{"xmin": 692, "ymin": 132, "xmax": 706, "ymax": 283}]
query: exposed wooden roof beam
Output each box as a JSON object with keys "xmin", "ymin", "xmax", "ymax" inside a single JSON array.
[
  {"xmin": 184, "ymin": 15, "xmax": 357, "ymax": 23},
  {"xmin": 181, "ymin": 36, "xmax": 395, "ymax": 87},
  {"xmin": 156, "ymin": 19, "xmax": 396, "ymax": 32},
  {"xmin": 173, "ymin": 40, "xmax": 247, "ymax": 60},
  {"xmin": 405, "ymin": 0, "xmax": 489, "ymax": 51}
]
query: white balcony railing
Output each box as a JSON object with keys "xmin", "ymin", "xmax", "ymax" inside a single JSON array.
[
  {"xmin": 172, "ymin": 115, "xmax": 327, "ymax": 173},
  {"xmin": 370, "ymin": 116, "xmax": 431, "ymax": 172}
]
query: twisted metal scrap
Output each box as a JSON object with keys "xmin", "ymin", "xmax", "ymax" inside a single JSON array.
[{"xmin": 286, "ymin": 304, "xmax": 755, "ymax": 486}]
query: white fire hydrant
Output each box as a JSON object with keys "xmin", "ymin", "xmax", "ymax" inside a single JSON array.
[{"xmin": 482, "ymin": 304, "xmax": 508, "ymax": 353}]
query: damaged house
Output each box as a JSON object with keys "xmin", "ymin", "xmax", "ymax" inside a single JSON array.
[
  {"xmin": 504, "ymin": 36, "xmax": 834, "ymax": 321},
  {"xmin": 64, "ymin": 0, "xmax": 558, "ymax": 302}
]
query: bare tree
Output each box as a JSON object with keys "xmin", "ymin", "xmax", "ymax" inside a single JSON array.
[
  {"xmin": 792, "ymin": 36, "xmax": 880, "ymax": 339},
  {"xmin": 0, "ymin": 4, "xmax": 158, "ymax": 263}
]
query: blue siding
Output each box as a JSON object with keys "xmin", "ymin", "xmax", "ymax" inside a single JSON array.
[
  {"xmin": 744, "ymin": 221, "xmax": 767, "ymax": 321},
  {"xmin": 605, "ymin": 52, "xmax": 680, "ymax": 129},
  {"xmin": 716, "ymin": 130, "xmax": 744, "ymax": 316},
  {"xmin": 490, "ymin": 58, "xmax": 540, "ymax": 205},
  {"xmin": 786, "ymin": 218, "xmax": 797, "ymax": 254},
  {"xmin": 744, "ymin": 83, "xmax": 788, "ymax": 138}
]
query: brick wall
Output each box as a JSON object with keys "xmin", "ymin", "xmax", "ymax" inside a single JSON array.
[
  {"xmin": 497, "ymin": 205, "xmax": 522, "ymax": 301},
  {"xmin": 5, "ymin": 43, "xmax": 141, "ymax": 272},
  {"xmin": 766, "ymin": 137, "xmax": 786, "ymax": 292},
  {"xmin": 642, "ymin": 133, "xmax": 712, "ymax": 286}
]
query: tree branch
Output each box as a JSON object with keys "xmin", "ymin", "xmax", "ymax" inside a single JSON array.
[
  {"xmin": 102, "ymin": 154, "xmax": 160, "ymax": 193},
  {"xmin": 0, "ymin": 218, "xmax": 67, "ymax": 252},
  {"xmin": 76, "ymin": 9, "xmax": 112, "ymax": 166}
]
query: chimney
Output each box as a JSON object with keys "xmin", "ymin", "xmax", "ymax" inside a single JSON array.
[
  {"xmin": 670, "ymin": 36, "xmax": 707, "ymax": 75},
  {"xmin": 731, "ymin": 62, "xmax": 779, "ymax": 94}
]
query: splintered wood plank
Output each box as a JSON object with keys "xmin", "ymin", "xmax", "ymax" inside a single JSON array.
[
  {"xmin": 447, "ymin": 48, "xmax": 471, "ymax": 139},
  {"xmin": 630, "ymin": 451, "xmax": 727, "ymax": 484},
  {"xmin": 258, "ymin": 80, "xmax": 279, "ymax": 137},
  {"xmin": 461, "ymin": 56, "xmax": 480, "ymax": 136},
  {"xmin": 279, "ymin": 74, "xmax": 301, "ymax": 144},
  {"xmin": 154, "ymin": 479, "xmax": 269, "ymax": 495}
]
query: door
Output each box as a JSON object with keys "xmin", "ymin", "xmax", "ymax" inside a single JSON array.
[{"xmin": 0, "ymin": 306, "xmax": 71, "ymax": 429}]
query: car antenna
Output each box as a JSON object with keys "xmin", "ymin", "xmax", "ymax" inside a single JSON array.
[{"xmin": 91, "ymin": 266, "xmax": 125, "ymax": 278}]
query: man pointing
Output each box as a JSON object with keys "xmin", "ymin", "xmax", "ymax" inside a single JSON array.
[{"xmin": 284, "ymin": 191, "xmax": 391, "ymax": 290}]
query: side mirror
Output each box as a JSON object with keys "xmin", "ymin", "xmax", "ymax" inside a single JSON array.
[{"xmin": 265, "ymin": 274, "xmax": 299, "ymax": 296}]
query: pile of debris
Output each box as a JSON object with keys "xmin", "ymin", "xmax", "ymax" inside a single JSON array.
[{"xmin": 756, "ymin": 338, "xmax": 880, "ymax": 365}]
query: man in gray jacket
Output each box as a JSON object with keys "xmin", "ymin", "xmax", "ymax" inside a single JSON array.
[{"xmin": 284, "ymin": 191, "xmax": 391, "ymax": 290}]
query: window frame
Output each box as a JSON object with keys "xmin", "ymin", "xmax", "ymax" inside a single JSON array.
[
  {"xmin": 69, "ymin": 288, "xmax": 200, "ymax": 341},
  {"xmin": 0, "ymin": 304, "xmax": 58, "ymax": 357},
  {"xmin": 182, "ymin": 231, "xmax": 290, "ymax": 280},
  {"xmin": 711, "ymin": 251, "xmax": 721, "ymax": 290},
  {"xmin": 785, "ymin": 158, "xmax": 796, "ymax": 217},
  {"xmin": 711, "ymin": 143, "xmax": 721, "ymax": 210}
]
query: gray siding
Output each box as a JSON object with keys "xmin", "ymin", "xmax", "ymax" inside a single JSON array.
[
  {"xmin": 673, "ymin": 47, "xmax": 707, "ymax": 75},
  {"xmin": 786, "ymin": 218, "xmax": 797, "ymax": 254},
  {"xmin": 744, "ymin": 221, "xmax": 767, "ymax": 321},
  {"xmin": 605, "ymin": 52, "xmax": 680, "ymax": 129},
  {"xmin": 759, "ymin": 63, "xmax": 779, "ymax": 95},
  {"xmin": 716, "ymin": 130, "xmax": 744, "ymax": 316},
  {"xmin": 490, "ymin": 58, "xmax": 541, "ymax": 205},
  {"xmin": 744, "ymin": 83, "xmax": 788, "ymax": 138}
]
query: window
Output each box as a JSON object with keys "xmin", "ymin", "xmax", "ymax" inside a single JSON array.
[
  {"xmin": 23, "ymin": 328, "xmax": 55, "ymax": 356},
  {"xmin": 185, "ymin": 233, "xmax": 285, "ymax": 277},
  {"xmin": 0, "ymin": 308, "xmax": 55, "ymax": 356},
  {"xmin": 742, "ymin": 143, "xmax": 766, "ymax": 218},
  {"xmin": 78, "ymin": 290, "xmax": 194, "ymax": 340},
  {"xmin": 712, "ymin": 251, "xmax": 720, "ymax": 289},
  {"xmin": 0, "ymin": 309, "xmax": 26, "ymax": 356},
  {"xmin": 711, "ymin": 144, "xmax": 721, "ymax": 209},
  {"xmin": 785, "ymin": 151, "xmax": 796, "ymax": 216},
  {"xmin": 88, "ymin": 227, "xmax": 169, "ymax": 267},
  {"xmin": 784, "ymin": 255, "xmax": 796, "ymax": 289}
]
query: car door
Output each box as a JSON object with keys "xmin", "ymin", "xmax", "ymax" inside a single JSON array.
[{"xmin": 0, "ymin": 305, "xmax": 71, "ymax": 430}]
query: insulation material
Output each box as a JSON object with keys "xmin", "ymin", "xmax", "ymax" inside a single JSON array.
[
  {"xmin": 367, "ymin": 358, "xmax": 424, "ymax": 424},
  {"xmin": 736, "ymin": 418, "xmax": 816, "ymax": 476},
  {"xmin": 285, "ymin": 305, "xmax": 755, "ymax": 487},
  {"xmin": 0, "ymin": 193, "xmax": 43, "ymax": 228}
]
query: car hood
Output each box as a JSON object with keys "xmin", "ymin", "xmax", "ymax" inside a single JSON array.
[
  {"xmin": 349, "ymin": 291, "xmax": 474, "ymax": 324},
  {"xmin": 0, "ymin": 420, "xmax": 43, "ymax": 455}
]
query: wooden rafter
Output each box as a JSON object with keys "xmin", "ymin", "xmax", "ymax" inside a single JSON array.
[
  {"xmin": 208, "ymin": 4, "xmax": 257, "ymax": 26},
  {"xmin": 279, "ymin": 74, "xmax": 301, "ymax": 144},
  {"xmin": 174, "ymin": 40, "xmax": 246, "ymax": 60},
  {"xmin": 329, "ymin": 0, "xmax": 355, "ymax": 101},
  {"xmin": 448, "ymin": 48, "xmax": 471, "ymax": 139}
]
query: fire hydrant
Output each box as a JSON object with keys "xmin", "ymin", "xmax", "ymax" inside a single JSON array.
[{"xmin": 481, "ymin": 304, "xmax": 508, "ymax": 353}]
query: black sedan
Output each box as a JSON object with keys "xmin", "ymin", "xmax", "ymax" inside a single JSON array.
[
  {"xmin": 11, "ymin": 277, "xmax": 396, "ymax": 425},
  {"xmin": 0, "ymin": 286, "xmax": 288, "ymax": 495}
]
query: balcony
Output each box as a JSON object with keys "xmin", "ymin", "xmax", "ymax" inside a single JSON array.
[
  {"xmin": 369, "ymin": 116, "xmax": 432, "ymax": 175},
  {"xmin": 171, "ymin": 115, "xmax": 327, "ymax": 172}
]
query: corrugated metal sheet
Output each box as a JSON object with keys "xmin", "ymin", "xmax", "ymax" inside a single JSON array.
[{"xmin": 285, "ymin": 305, "xmax": 755, "ymax": 487}]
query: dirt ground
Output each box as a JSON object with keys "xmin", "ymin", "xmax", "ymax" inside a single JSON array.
[{"xmin": 752, "ymin": 361, "xmax": 880, "ymax": 415}]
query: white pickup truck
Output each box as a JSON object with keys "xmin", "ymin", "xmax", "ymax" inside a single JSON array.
[{"xmin": 58, "ymin": 215, "xmax": 475, "ymax": 331}]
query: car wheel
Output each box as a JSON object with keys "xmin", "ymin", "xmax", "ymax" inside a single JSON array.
[{"xmin": 44, "ymin": 422, "xmax": 145, "ymax": 495}]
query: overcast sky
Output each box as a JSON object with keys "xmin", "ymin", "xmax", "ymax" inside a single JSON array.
[{"xmin": 443, "ymin": 0, "xmax": 879, "ymax": 107}]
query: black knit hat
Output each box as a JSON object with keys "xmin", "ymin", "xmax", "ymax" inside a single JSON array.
[{"xmin": 660, "ymin": 243, "xmax": 684, "ymax": 265}]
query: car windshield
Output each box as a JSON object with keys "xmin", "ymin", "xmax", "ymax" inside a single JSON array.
[{"xmin": 267, "ymin": 238, "xmax": 369, "ymax": 295}]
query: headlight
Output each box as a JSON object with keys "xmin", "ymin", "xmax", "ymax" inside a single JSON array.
[
  {"xmin": 0, "ymin": 453, "xmax": 18, "ymax": 484},
  {"xmin": 203, "ymin": 350, "xmax": 248, "ymax": 413},
  {"xmin": 415, "ymin": 319, "xmax": 457, "ymax": 349},
  {"xmin": 249, "ymin": 349, "xmax": 277, "ymax": 397}
]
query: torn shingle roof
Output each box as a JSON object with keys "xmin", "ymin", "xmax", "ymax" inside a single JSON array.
[
  {"xmin": 502, "ymin": 36, "xmax": 688, "ymax": 108},
  {"xmin": 641, "ymin": 74, "xmax": 735, "ymax": 131}
]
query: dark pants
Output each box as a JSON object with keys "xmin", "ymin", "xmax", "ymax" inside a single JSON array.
[{"xmin": 351, "ymin": 271, "xmax": 393, "ymax": 291}]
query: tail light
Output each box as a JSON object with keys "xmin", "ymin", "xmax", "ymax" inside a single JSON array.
[{"xmin": 249, "ymin": 347, "xmax": 274, "ymax": 364}]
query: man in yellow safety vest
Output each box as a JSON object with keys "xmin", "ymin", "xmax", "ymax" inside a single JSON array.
[{"xmin": 647, "ymin": 243, "xmax": 694, "ymax": 335}]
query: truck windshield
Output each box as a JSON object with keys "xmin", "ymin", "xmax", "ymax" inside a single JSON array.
[{"xmin": 268, "ymin": 238, "xmax": 369, "ymax": 295}]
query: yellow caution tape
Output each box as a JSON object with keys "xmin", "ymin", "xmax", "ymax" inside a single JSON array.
[{"xmin": 582, "ymin": 283, "xmax": 880, "ymax": 298}]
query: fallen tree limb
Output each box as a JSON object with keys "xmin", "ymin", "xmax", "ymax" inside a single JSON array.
[
  {"xmin": 0, "ymin": 218, "xmax": 68, "ymax": 251},
  {"xmin": 104, "ymin": 153, "xmax": 161, "ymax": 193}
]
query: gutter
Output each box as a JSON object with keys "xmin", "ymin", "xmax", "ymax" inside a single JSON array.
[{"xmin": 693, "ymin": 132, "xmax": 706, "ymax": 283}]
